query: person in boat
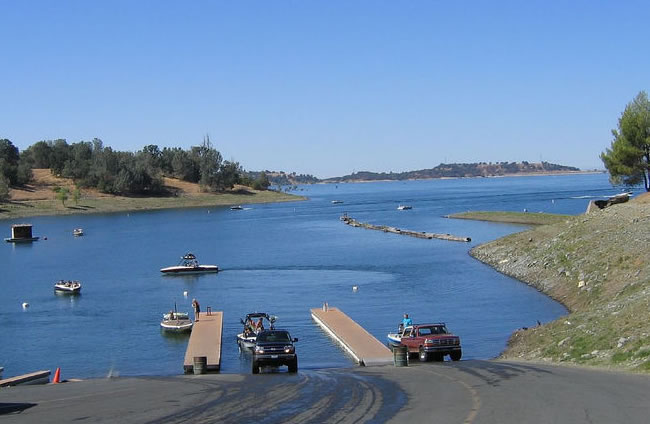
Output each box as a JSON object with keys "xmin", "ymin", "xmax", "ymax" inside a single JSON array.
[
  {"xmin": 169, "ymin": 310, "xmax": 175, "ymax": 320},
  {"xmin": 255, "ymin": 317, "xmax": 264, "ymax": 334},
  {"xmin": 399, "ymin": 313, "xmax": 413, "ymax": 333},
  {"xmin": 192, "ymin": 298, "xmax": 200, "ymax": 322}
]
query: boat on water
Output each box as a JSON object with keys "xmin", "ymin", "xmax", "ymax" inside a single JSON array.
[
  {"xmin": 160, "ymin": 253, "xmax": 219, "ymax": 274},
  {"xmin": 237, "ymin": 312, "xmax": 277, "ymax": 351},
  {"xmin": 54, "ymin": 280, "xmax": 82, "ymax": 294},
  {"xmin": 160, "ymin": 310, "xmax": 193, "ymax": 333},
  {"xmin": 397, "ymin": 205, "xmax": 412, "ymax": 210},
  {"xmin": 230, "ymin": 205, "xmax": 244, "ymax": 210},
  {"xmin": 73, "ymin": 228, "xmax": 84, "ymax": 236},
  {"xmin": 331, "ymin": 200, "xmax": 344, "ymax": 204}
]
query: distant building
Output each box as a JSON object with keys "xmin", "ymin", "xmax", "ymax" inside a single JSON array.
[{"xmin": 4, "ymin": 224, "xmax": 40, "ymax": 242}]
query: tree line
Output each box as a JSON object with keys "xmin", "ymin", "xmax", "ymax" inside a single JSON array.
[{"xmin": 0, "ymin": 136, "xmax": 271, "ymax": 201}]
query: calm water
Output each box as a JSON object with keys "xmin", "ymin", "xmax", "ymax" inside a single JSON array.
[{"xmin": 1, "ymin": 173, "xmax": 620, "ymax": 378}]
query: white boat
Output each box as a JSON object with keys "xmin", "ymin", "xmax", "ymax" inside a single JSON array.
[
  {"xmin": 397, "ymin": 205, "xmax": 412, "ymax": 210},
  {"xmin": 160, "ymin": 253, "xmax": 219, "ymax": 274},
  {"xmin": 237, "ymin": 312, "xmax": 277, "ymax": 350},
  {"xmin": 160, "ymin": 311, "xmax": 193, "ymax": 333},
  {"xmin": 54, "ymin": 280, "xmax": 82, "ymax": 294},
  {"xmin": 230, "ymin": 205, "xmax": 244, "ymax": 210},
  {"xmin": 73, "ymin": 228, "xmax": 84, "ymax": 236},
  {"xmin": 331, "ymin": 200, "xmax": 344, "ymax": 204}
]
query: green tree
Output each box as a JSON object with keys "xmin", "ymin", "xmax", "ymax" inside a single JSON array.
[
  {"xmin": 0, "ymin": 175, "xmax": 9, "ymax": 202},
  {"xmin": 601, "ymin": 91, "xmax": 650, "ymax": 191},
  {"xmin": 55, "ymin": 187, "xmax": 69, "ymax": 206},
  {"xmin": 72, "ymin": 187, "xmax": 81, "ymax": 205}
]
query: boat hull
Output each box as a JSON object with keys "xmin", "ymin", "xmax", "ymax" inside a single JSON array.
[
  {"xmin": 237, "ymin": 334, "xmax": 256, "ymax": 350},
  {"xmin": 387, "ymin": 333, "xmax": 402, "ymax": 346},
  {"xmin": 160, "ymin": 321, "xmax": 193, "ymax": 333},
  {"xmin": 160, "ymin": 265, "xmax": 219, "ymax": 274}
]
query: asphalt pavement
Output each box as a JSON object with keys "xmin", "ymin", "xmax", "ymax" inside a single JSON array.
[{"xmin": 1, "ymin": 360, "xmax": 649, "ymax": 423}]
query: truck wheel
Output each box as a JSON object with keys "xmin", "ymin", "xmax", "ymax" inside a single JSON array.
[
  {"xmin": 252, "ymin": 360, "xmax": 260, "ymax": 374},
  {"xmin": 433, "ymin": 353, "xmax": 444, "ymax": 362},
  {"xmin": 288, "ymin": 358, "xmax": 298, "ymax": 373},
  {"xmin": 419, "ymin": 347, "xmax": 429, "ymax": 362},
  {"xmin": 450, "ymin": 351, "xmax": 462, "ymax": 361}
]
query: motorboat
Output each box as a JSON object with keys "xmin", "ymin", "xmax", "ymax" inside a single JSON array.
[
  {"xmin": 54, "ymin": 280, "xmax": 82, "ymax": 294},
  {"xmin": 160, "ymin": 253, "xmax": 219, "ymax": 274},
  {"xmin": 397, "ymin": 205, "xmax": 412, "ymax": 210},
  {"xmin": 331, "ymin": 200, "xmax": 344, "ymax": 204},
  {"xmin": 237, "ymin": 312, "xmax": 277, "ymax": 351},
  {"xmin": 73, "ymin": 228, "xmax": 84, "ymax": 236},
  {"xmin": 160, "ymin": 310, "xmax": 193, "ymax": 333},
  {"xmin": 230, "ymin": 205, "xmax": 244, "ymax": 210}
]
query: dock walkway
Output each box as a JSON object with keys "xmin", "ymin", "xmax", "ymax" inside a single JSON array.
[
  {"xmin": 311, "ymin": 307, "xmax": 393, "ymax": 366},
  {"xmin": 0, "ymin": 370, "xmax": 50, "ymax": 387},
  {"xmin": 183, "ymin": 311, "xmax": 223, "ymax": 373},
  {"xmin": 340, "ymin": 215, "xmax": 471, "ymax": 242}
]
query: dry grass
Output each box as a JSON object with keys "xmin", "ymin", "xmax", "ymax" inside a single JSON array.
[{"xmin": 1, "ymin": 169, "xmax": 304, "ymax": 220}]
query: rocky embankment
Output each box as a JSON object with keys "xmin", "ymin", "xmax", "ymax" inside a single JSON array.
[{"xmin": 470, "ymin": 195, "xmax": 650, "ymax": 372}]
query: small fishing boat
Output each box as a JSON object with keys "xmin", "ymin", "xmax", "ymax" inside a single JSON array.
[
  {"xmin": 397, "ymin": 205, "xmax": 412, "ymax": 210},
  {"xmin": 230, "ymin": 205, "xmax": 244, "ymax": 210},
  {"xmin": 73, "ymin": 228, "xmax": 84, "ymax": 236},
  {"xmin": 160, "ymin": 310, "xmax": 193, "ymax": 333},
  {"xmin": 331, "ymin": 200, "xmax": 344, "ymax": 204},
  {"xmin": 237, "ymin": 312, "xmax": 277, "ymax": 351},
  {"xmin": 54, "ymin": 280, "xmax": 82, "ymax": 294},
  {"xmin": 160, "ymin": 253, "xmax": 219, "ymax": 274}
]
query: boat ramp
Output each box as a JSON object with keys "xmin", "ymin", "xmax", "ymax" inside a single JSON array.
[
  {"xmin": 183, "ymin": 310, "xmax": 223, "ymax": 373},
  {"xmin": 311, "ymin": 306, "xmax": 393, "ymax": 366}
]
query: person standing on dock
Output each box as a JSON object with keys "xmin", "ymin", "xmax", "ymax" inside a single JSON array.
[{"xmin": 192, "ymin": 298, "xmax": 200, "ymax": 322}]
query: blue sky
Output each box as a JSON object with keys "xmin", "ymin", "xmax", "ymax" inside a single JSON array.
[{"xmin": 1, "ymin": 1, "xmax": 648, "ymax": 178}]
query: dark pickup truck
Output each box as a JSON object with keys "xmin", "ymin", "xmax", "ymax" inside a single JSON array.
[
  {"xmin": 398, "ymin": 323, "xmax": 462, "ymax": 362},
  {"xmin": 251, "ymin": 329, "xmax": 298, "ymax": 374}
]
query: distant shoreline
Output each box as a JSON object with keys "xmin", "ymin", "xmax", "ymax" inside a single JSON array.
[{"xmin": 318, "ymin": 170, "xmax": 603, "ymax": 184}]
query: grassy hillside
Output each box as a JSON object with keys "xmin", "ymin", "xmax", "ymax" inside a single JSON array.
[
  {"xmin": 1, "ymin": 169, "xmax": 304, "ymax": 220},
  {"xmin": 449, "ymin": 211, "xmax": 572, "ymax": 226},
  {"xmin": 470, "ymin": 194, "xmax": 650, "ymax": 372}
]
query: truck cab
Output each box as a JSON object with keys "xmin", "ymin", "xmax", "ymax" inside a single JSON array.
[{"xmin": 399, "ymin": 323, "xmax": 462, "ymax": 362}]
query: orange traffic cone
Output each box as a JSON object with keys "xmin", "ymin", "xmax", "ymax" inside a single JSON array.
[{"xmin": 53, "ymin": 367, "xmax": 61, "ymax": 384}]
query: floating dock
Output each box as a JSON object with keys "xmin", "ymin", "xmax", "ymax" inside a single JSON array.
[
  {"xmin": 340, "ymin": 215, "xmax": 471, "ymax": 242},
  {"xmin": 310, "ymin": 307, "xmax": 393, "ymax": 366},
  {"xmin": 0, "ymin": 370, "xmax": 50, "ymax": 387},
  {"xmin": 183, "ymin": 311, "xmax": 223, "ymax": 373}
]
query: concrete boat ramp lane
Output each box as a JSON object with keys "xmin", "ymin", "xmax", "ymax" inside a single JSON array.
[
  {"xmin": 311, "ymin": 306, "xmax": 393, "ymax": 366},
  {"xmin": 183, "ymin": 311, "xmax": 223, "ymax": 373}
]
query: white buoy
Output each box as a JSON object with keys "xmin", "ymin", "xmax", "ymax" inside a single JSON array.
[
  {"xmin": 183, "ymin": 291, "xmax": 188, "ymax": 297},
  {"xmin": 352, "ymin": 286, "xmax": 359, "ymax": 292},
  {"xmin": 22, "ymin": 302, "xmax": 29, "ymax": 308}
]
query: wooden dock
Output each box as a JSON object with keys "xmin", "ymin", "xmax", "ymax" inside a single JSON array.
[
  {"xmin": 340, "ymin": 215, "xmax": 471, "ymax": 242},
  {"xmin": 310, "ymin": 307, "xmax": 393, "ymax": 366},
  {"xmin": 0, "ymin": 370, "xmax": 50, "ymax": 387},
  {"xmin": 183, "ymin": 311, "xmax": 223, "ymax": 373}
]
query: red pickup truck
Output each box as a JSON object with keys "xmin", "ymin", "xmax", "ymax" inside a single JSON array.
[{"xmin": 394, "ymin": 323, "xmax": 462, "ymax": 362}]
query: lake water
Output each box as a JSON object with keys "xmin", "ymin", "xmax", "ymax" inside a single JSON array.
[{"xmin": 1, "ymin": 173, "xmax": 620, "ymax": 378}]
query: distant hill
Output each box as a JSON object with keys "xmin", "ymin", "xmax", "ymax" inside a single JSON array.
[
  {"xmin": 253, "ymin": 162, "xmax": 583, "ymax": 186},
  {"xmin": 323, "ymin": 162, "xmax": 581, "ymax": 183}
]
